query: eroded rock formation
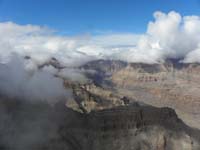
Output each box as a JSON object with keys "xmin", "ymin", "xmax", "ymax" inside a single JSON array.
[
  {"xmin": 79, "ymin": 59, "xmax": 200, "ymax": 129},
  {"xmin": 0, "ymin": 95, "xmax": 199, "ymax": 150}
]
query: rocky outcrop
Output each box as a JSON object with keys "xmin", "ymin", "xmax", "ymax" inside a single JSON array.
[
  {"xmin": 44, "ymin": 103, "xmax": 200, "ymax": 150},
  {"xmin": 80, "ymin": 59, "xmax": 200, "ymax": 129},
  {"xmin": 1, "ymin": 58, "xmax": 200, "ymax": 150},
  {"xmin": 81, "ymin": 59, "xmax": 127, "ymax": 86},
  {"xmin": 0, "ymin": 95, "xmax": 199, "ymax": 150}
]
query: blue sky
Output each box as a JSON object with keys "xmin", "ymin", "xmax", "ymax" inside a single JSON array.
[{"xmin": 0, "ymin": 0, "xmax": 199, "ymax": 35}]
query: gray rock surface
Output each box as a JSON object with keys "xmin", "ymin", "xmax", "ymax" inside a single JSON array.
[{"xmin": 0, "ymin": 95, "xmax": 199, "ymax": 150}]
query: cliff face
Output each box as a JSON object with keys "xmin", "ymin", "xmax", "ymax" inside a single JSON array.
[
  {"xmin": 79, "ymin": 59, "xmax": 200, "ymax": 129},
  {"xmin": 81, "ymin": 105, "xmax": 200, "ymax": 150},
  {"xmin": 1, "ymin": 58, "xmax": 200, "ymax": 150},
  {"xmin": 61, "ymin": 105, "xmax": 200, "ymax": 150},
  {"xmin": 0, "ymin": 96, "xmax": 199, "ymax": 150}
]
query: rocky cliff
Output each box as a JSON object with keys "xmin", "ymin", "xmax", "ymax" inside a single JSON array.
[
  {"xmin": 0, "ymin": 96, "xmax": 199, "ymax": 150},
  {"xmin": 0, "ymin": 58, "xmax": 200, "ymax": 150},
  {"xmin": 78, "ymin": 59, "xmax": 200, "ymax": 129}
]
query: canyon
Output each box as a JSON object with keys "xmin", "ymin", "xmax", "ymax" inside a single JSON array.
[{"xmin": 0, "ymin": 58, "xmax": 200, "ymax": 149}]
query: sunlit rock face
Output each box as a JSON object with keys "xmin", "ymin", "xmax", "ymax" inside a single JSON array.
[{"xmin": 79, "ymin": 59, "xmax": 200, "ymax": 129}]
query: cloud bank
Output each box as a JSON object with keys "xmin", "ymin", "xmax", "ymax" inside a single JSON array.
[
  {"xmin": 0, "ymin": 55, "xmax": 69, "ymax": 102},
  {"xmin": 138, "ymin": 11, "xmax": 200, "ymax": 63},
  {"xmin": 1, "ymin": 11, "xmax": 200, "ymax": 67},
  {"xmin": 1, "ymin": 11, "xmax": 200, "ymax": 101},
  {"xmin": 0, "ymin": 21, "xmax": 140, "ymax": 67},
  {"xmin": 114, "ymin": 11, "xmax": 200, "ymax": 63}
]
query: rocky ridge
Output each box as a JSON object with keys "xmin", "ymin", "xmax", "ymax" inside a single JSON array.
[
  {"xmin": 0, "ymin": 95, "xmax": 199, "ymax": 150},
  {"xmin": 70, "ymin": 59, "xmax": 200, "ymax": 130},
  {"xmin": 1, "ymin": 58, "xmax": 199, "ymax": 149}
]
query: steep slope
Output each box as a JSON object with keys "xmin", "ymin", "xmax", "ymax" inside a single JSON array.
[
  {"xmin": 1, "ymin": 58, "xmax": 199, "ymax": 150},
  {"xmin": 80, "ymin": 59, "xmax": 200, "ymax": 129},
  {"xmin": 0, "ymin": 96, "xmax": 199, "ymax": 150}
]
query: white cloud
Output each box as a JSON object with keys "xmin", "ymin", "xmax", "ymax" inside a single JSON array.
[
  {"xmin": 2, "ymin": 11, "xmax": 200, "ymax": 101},
  {"xmin": 0, "ymin": 22, "xmax": 141, "ymax": 100},
  {"xmin": 0, "ymin": 22, "xmax": 141, "ymax": 67},
  {"xmin": 0, "ymin": 55, "xmax": 69, "ymax": 102},
  {"xmin": 133, "ymin": 11, "xmax": 200, "ymax": 63},
  {"xmin": 91, "ymin": 33, "xmax": 140, "ymax": 46},
  {"xmin": 1, "ymin": 11, "xmax": 200, "ymax": 67}
]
